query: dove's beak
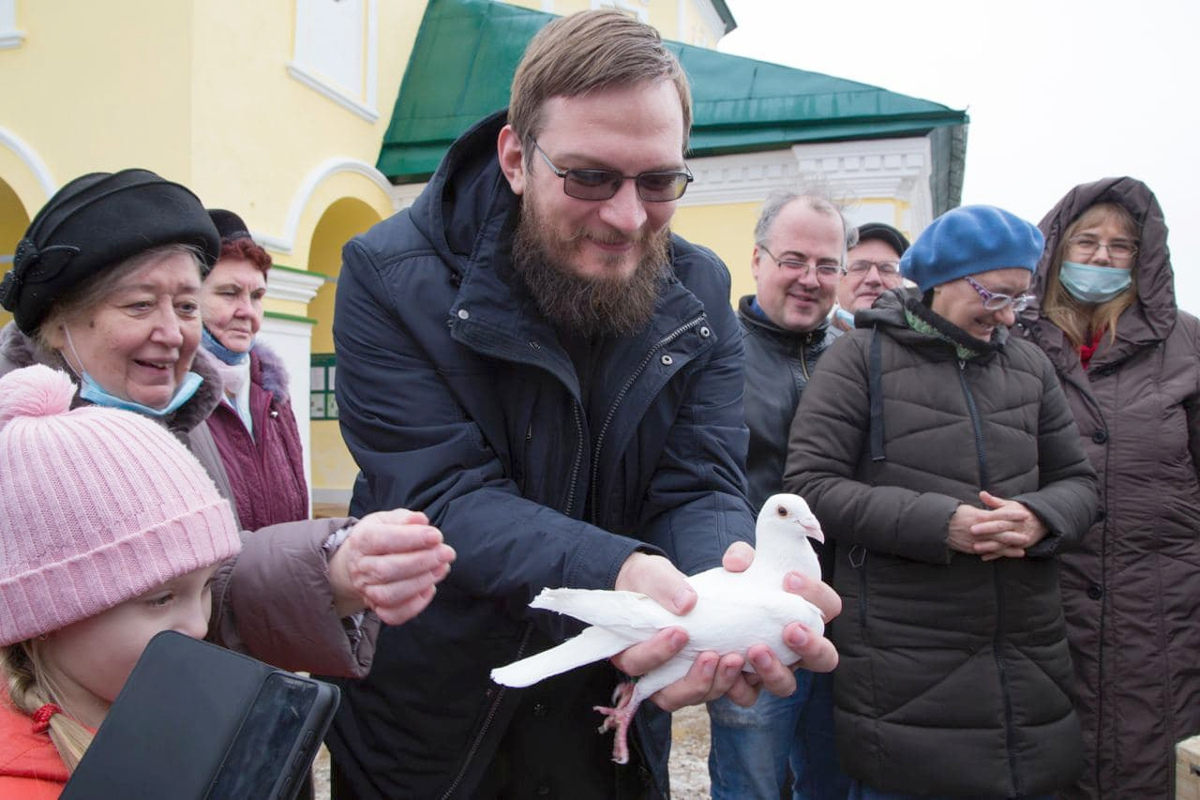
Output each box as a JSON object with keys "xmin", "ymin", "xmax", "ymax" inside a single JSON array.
[{"xmin": 803, "ymin": 521, "xmax": 824, "ymax": 544}]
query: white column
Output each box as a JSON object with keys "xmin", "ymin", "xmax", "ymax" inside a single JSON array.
[{"xmin": 257, "ymin": 267, "xmax": 327, "ymax": 514}]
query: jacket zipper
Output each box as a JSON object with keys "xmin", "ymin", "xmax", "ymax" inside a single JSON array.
[
  {"xmin": 961, "ymin": 358, "xmax": 1018, "ymax": 792},
  {"xmin": 994, "ymin": 570, "xmax": 1019, "ymax": 794},
  {"xmin": 564, "ymin": 402, "xmax": 584, "ymax": 517},
  {"xmin": 957, "ymin": 360, "xmax": 990, "ymax": 488},
  {"xmin": 589, "ymin": 315, "xmax": 706, "ymax": 515},
  {"xmin": 799, "ymin": 340, "xmax": 810, "ymax": 380},
  {"xmin": 440, "ymin": 624, "xmax": 535, "ymax": 799}
]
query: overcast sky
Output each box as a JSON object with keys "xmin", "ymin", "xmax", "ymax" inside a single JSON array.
[{"xmin": 718, "ymin": 0, "xmax": 1200, "ymax": 314}]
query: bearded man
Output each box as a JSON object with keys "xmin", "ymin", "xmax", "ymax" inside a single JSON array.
[{"xmin": 327, "ymin": 10, "xmax": 840, "ymax": 799}]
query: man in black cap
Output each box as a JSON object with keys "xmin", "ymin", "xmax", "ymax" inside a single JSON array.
[{"xmin": 831, "ymin": 221, "xmax": 911, "ymax": 332}]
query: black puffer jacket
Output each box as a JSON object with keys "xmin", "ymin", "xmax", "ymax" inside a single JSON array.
[
  {"xmin": 784, "ymin": 290, "xmax": 1097, "ymax": 797},
  {"xmin": 1018, "ymin": 177, "xmax": 1200, "ymax": 800},
  {"xmin": 738, "ymin": 295, "xmax": 839, "ymax": 512}
]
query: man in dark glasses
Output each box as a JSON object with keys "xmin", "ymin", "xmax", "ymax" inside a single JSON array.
[{"xmin": 328, "ymin": 10, "xmax": 841, "ymax": 799}]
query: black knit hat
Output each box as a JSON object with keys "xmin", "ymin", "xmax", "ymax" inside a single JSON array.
[
  {"xmin": 0, "ymin": 169, "xmax": 220, "ymax": 335},
  {"xmin": 207, "ymin": 208, "xmax": 252, "ymax": 243},
  {"xmin": 854, "ymin": 222, "xmax": 911, "ymax": 257}
]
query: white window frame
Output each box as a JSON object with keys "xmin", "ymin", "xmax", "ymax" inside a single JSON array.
[
  {"xmin": 286, "ymin": 0, "xmax": 379, "ymax": 122},
  {"xmin": 0, "ymin": 0, "xmax": 25, "ymax": 50}
]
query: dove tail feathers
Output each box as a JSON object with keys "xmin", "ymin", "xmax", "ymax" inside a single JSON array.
[{"xmin": 490, "ymin": 626, "xmax": 627, "ymax": 688}]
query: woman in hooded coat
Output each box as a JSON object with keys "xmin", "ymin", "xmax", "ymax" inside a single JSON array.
[{"xmin": 1017, "ymin": 176, "xmax": 1200, "ymax": 799}]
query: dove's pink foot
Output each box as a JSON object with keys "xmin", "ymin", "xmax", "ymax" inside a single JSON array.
[{"xmin": 593, "ymin": 681, "xmax": 642, "ymax": 764}]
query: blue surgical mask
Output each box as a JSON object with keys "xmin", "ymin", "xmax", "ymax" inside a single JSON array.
[
  {"xmin": 79, "ymin": 369, "xmax": 203, "ymax": 418},
  {"xmin": 63, "ymin": 324, "xmax": 204, "ymax": 418},
  {"xmin": 202, "ymin": 326, "xmax": 250, "ymax": 365},
  {"xmin": 834, "ymin": 306, "xmax": 855, "ymax": 328},
  {"xmin": 1059, "ymin": 261, "xmax": 1133, "ymax": 304}
]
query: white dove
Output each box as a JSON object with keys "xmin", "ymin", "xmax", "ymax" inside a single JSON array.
[{"xmin": 490, "ymin": 493, "xmax": 826, "ymax": 764}]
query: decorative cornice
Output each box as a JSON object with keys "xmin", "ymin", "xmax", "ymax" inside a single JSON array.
[
  {"xmin": 0, "ymin": 30, "xmax": 22, "ymax": 49},
  {"xmin": 387, "ymin": 182, "xmax": 425, "ymax": 211},
  {"xmin": 267, "ymin": 266, "xmax": 327, "ymax": 304},
  {"xmin": 681, "ymin": 137, "xmax": 933, "ymax": 224}
]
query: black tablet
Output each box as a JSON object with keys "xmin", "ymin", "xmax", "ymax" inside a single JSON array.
[{"xmin": 61, "ymin": 630, "xmax": 339, "ymax": 800}]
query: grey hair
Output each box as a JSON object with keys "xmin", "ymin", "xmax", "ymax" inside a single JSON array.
[
  {"xmin": 35, "ymin": 243, "xmax": 205, "ymax": 354},
  {"xmin": 753, "ymin": 190, "xmax": 857, "ymax": 257}
]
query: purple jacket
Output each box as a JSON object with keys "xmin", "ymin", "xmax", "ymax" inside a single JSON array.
[{"xmin": 206, "ymin": 344, "xmax": 309, "ymax": 530}]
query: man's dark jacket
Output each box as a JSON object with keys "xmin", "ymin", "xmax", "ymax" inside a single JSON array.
[
  {"xmin": 738, "ymin": 295, "xmax": 839, "ymax": 513},
  {"xmin": 326, "ymin": 110, "xmax": 755, "ymax": 799}
]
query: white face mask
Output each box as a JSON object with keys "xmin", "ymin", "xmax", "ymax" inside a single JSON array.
[{"xmin": 1058, "ymin": 261, "xmax": 1133, "ymax": 304}]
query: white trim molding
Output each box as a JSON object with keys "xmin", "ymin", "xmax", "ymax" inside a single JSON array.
[
  {"xmin": 0, "ymin": 0, "xmax": 22, "ymax": 49},
  {"xmin": 255, "ymin": 157, "xmax": 393, "ymax": 255},
  {"xmin": 286, "ymin": 63, "xmax": 379, "ymax": 123},
  {"xmin": 267, "ymin": 267, "xmax": 327, "ymax": 304},
  {"xmin": 0, "ymin": 125, "xmax": 57, "ymax": 199},
  {"xmin": 681, "ymin": 136, "xmax": 935, "ymax": 231},
  {"xmin": 387, "ymin": 182, "xmax": 425, "ymax": 212},
  {"xmin": 288, "ymin": 0, "xmax": 379, "ymax": 123},
  {"xmin": 591, "ymin": 0, "xmax": 648, "ymax": 23}
]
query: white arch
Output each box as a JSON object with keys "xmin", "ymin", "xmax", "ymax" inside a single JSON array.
[
  {"xmin": 255, "ymin": 157, "xmax": 393, "ymax": 254},
  {"xmin": 0, "ymin": 125, "xmax": 57, "ymax": 199}
]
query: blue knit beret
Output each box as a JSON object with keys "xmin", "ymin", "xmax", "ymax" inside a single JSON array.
[{"xmin": 900, "ymin": 205, "xmax": 1045, "ymax": 293}]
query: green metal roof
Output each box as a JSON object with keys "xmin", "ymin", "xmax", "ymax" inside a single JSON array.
[{"xmin": 380, "ymin": 0, "xmax": 969, "ymax": 211}]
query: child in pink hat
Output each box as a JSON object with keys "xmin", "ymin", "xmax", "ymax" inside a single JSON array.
[{"xmin": 0, "ymin": 364, "xmax": 243, "ymax": 795}]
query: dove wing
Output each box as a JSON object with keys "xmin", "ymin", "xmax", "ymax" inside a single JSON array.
[
  {"xmin": 531, "ymin": 588, "xmax": 680, "ymax": 636},
  {"xmin": 491, "ymin": 625, "xmax": 630, "ymax": 688}
]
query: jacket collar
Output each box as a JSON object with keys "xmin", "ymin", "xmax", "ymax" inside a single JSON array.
[{"xmin": 737, "ymin": 294, "xmax": 834, "ymax": 347}]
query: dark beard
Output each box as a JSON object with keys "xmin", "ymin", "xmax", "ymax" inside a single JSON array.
[{"xmin": 511, "ymin": 201, "xmax": 671, "ymax": 338}]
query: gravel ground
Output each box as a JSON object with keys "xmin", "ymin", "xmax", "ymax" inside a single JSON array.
[{"xmin": 311, "ymin": 704, "xmax": 713, "ymax": 798}]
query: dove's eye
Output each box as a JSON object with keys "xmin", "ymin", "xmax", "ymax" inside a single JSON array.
[{"xmin": 776, "ymin": 505, "xmax": 787, "ymax": 517}]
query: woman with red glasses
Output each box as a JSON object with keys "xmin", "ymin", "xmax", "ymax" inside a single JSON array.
[{"xmin": 1017, "ymin": 177, "xmax": 1200, "ymax": 800}]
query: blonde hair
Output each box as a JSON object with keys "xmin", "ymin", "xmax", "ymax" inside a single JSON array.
[
  {"xmin": 2, "ymin": 642, "xmax": 94, "ymax": 772},
  {"xmin": 508, "ymin": 10, "xmax": 692, "ymax": 154},
  {"xmin": 1042, "ymin": 202, "xmax": 1140, "ymax": 348}
]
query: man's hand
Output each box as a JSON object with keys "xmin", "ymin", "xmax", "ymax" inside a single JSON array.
[
  {"xmin": 948, "ymin": 491, "xmax": 1048, "ymax": 561},
  {"xmin": 606, "ymin": 545, "xmax": 842, "ymax": 713},
  {"xmin": 328, "ymin": 509, "xmax": 456, "ymax": 625}
]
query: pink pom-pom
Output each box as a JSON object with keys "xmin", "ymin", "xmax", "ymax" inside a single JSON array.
[{"xmin": 0, "ymin": 365, "xmax": 78, "ymax": 430}]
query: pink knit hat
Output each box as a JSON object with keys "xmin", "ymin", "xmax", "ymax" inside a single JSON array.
[{"xmin": 0, "ymin": 365, "xmax": 241, "ymax": 646}]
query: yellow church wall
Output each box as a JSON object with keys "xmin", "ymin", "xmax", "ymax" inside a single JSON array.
[
  {"xmin": 0, "ymin": 1, "xmax": 195, "ymax": 184},
  {"xmin": 188, "ymin": 0, "xmax": 419, "ymax": 255},
  {"xmin": 673, "ymin": 201, "xmax": 763, "ymax": 304}
]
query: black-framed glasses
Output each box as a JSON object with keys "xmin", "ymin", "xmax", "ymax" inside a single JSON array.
[
  {"xmin": 844, "ymin": 259, "xmax": 901, "ymax": 276},
  {"xmin": 1067, "ymin": 235, "xmax": 1138, "ymax": 263},
  {"xmin": 759, "ymin": 246, "xmax": 841, "ymax": 280},
  {"xmin": 530, "ymin": 139, "xmax": 693, "ymax": 203},
  {"xmin": 964, "ymin": 275, "xmax": 1034, "ymax": 313}
]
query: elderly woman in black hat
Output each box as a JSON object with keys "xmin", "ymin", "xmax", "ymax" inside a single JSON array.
[
  {"xmin": 785, "ymin": 205, "xmax": 1099, "ymax": 799},
  {"xmin": 0, "ymin": 169, "xmax": 456, "ymax": 674},
  {"xmin": 198, "ymin": 208, "xmax": 308, "ymax": 531}
]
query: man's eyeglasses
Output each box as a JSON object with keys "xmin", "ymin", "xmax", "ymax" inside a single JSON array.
[
  {"xmin": 964, "ymin": 275, "xmax": 1035, "ymax": 313},
  {"xmin": 530, "ymin": 139, "xmax": 693, "ymax": 203},
  {"xmin": 1067, "ymin": 235, "xmax": 1139, "ymax": 263},
  {"xmin": 759, "ymin": 246, "xmax": 841, "ymax": 280},
  {"xmin": 844, "ymin": 260, "xmax": 901, "ymax": 276}
]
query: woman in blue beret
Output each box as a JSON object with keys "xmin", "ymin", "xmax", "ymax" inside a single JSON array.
[
  {"xmin": 784, "ymin": 205, "xmax": 1099, "ymax": 798},
  {"xmin": 1017, "ymin": 178, "xmax": 1200, "ymax": 800}
]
